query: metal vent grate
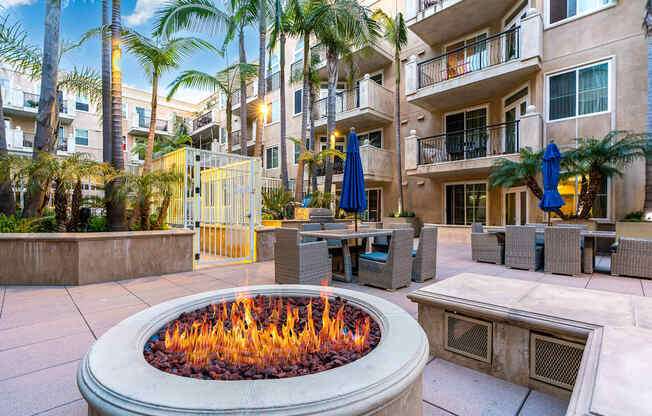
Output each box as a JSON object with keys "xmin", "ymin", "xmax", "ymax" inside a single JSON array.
[
  {"xmin": 530, "ymin": 333, "xmax": 584, "ymax": 390},
  {"xmin": 444, "ymin": 312, "xmax": 492, "ymax": 363}
]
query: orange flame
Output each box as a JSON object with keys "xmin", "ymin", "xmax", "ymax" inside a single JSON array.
[{"xmin": 164, "ymin": 295, "xmax": 370, "ymax": 369}]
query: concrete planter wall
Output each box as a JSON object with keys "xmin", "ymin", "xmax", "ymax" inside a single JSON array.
[
  {"xmin": 255, "ymin": 226, "xmax": 276, "ymax": 262},
  {"xmin": 383, "ymin": 216, "xmax": 422, "ymax": 236},
  {"xmin": 616, "ymin": 221, "xmax": 652, "ymax": 239},
  {"xmin": 0, "ymin": 230, "xmax": 194, "ymax": 286}
]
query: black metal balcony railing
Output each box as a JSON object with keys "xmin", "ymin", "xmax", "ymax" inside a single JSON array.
[
  {"xmin": 193, "ymin": 111, "xmax": 213, "ymax": 131},
  {"xmin": 232, "ymin": 82, "xmax": 256, "ymax": 106},
  {"xmin": 22, "ymin": 93, "xmax": 69, "ymax": 113},
  {"xmin": 417, "ymin": 0, "xmax": 443, "ymax": 13},
  {"xmin": 137, "ymin": 117, "xmax": 169, "ymax": 132},
  {"xmin": 417, "ymin": 120, "xmax": 520, "ymax": 166},
  {"xmin": 418, "ymin": 26, "xmax": 520, "ymax": 89},
  {"xmin": 230, "ymin": 130, "xmax": 241, "ymax": 146},
  {"xmin": 314, "ymin": 157, "xmax": 345, "ymax": 177},
  {"xmin": 266, "ymin": 71, "xmax": 280, "ymax": 92},
  {"xmin": 57, "ymin": 137, "xmax": 68, "ymax": 152},
  {"xmin": 22, "ymin": 132, "xmax": 35, "ymax": 148},
  {"xmin": 314, "ymin": 87, "xmax": 360, "ymax": 119}
]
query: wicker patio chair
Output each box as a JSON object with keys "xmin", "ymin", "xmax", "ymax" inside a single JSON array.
[
  {"xmin": 359, "ymin": 228, "xmax": 413, "ymax": 290},
  {"xmin": 372, "ymin": 223, "xmax": 389, "ymax": 253},
  {"xmin": 505, "ymin": 225, "xmax": 543, "ymax": 271},
  {"xmin": 554, "ymin": 224, "xmax": 593, "ymax": 273},
  {"xmin": 412, "ymin": 226, "xmax": 437, "ymax": 282},
  {"xmin": 274, "ymin": 228, "xmax": 331, "ymax": 285},
  {"xmin": 611, "ymin": 238, "xmax": 652, "ymax": 279},
  {"xmin": 301, "ymin": 223, "xmax": 321, "ymax": 243},
  {"xmin": 471, "ymin": 223, "xmax": 504, "ymax": 264},
  {"xmin": 544, "ymin": 227, "xmax": 582, "ymax": 276}
]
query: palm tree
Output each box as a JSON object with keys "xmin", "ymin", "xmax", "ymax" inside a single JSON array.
[
  {"xmin": 254, "ymin": 0, "xmax": 270, "ymax": 158},
  {"xmin": 489, "ymin": 147, "xmax": 545, "ymax": 200},
  {"xmin": 102, "ymin": 0, "xmax": 112, "ymax": 165},
  {"xmin": 168, "ymin": 61, "xmax": 257, "ymax": 153},
  {"xmin": 315, "ymin": 0, "xmax": 379, "ymax": 195},
  {"xmin": 151, "ymin": 168, "xmax": 183, "ymax": 229},
  {"xmin": 67, "ymin": 155, "xmax": 100, "ymax": 231},
  {"xmin": 0, "ymin": 17, "xmax": 42, "ymax": 216},
  {"xmin": 375, "ymin": 10, "xmax": 407, "ymax": 213},
  {"xmin": 291, "ymin": 137, "xmax": 344, "ymax": 194},
  {"xmin": 286, "ymin": 0, "xmax": 328, "ymax": 201},
  {"xmin": 563, "ymin": 131, "xmax": 649, "ymax": 219},
  {"xmin": 121, "ymin": 29, "xmax": 212, "ymax": 172},
  {"xmin": 644, "ymin": 1, "xmax": 652, "ymax": 220},
  {"xmin": 269, "ymin": 0, "xmax": 290, "ymax": 189}
]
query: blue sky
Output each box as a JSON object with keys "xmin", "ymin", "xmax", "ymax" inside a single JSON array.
[{"xmin": 1, "ymin": 0, "xmax": 260, "ymax": 104}]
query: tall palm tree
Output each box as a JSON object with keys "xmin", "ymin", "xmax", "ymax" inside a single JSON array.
[
  {"xmin": 315, "ymin": 0, "xmax": 379, "ymax": 195},
  {"xmin": 121, "ymin": 29, "xmax": 212, "ymax": 172},
  {"xmin": 375, "ymin": 10, "xmax": 406, "ymax": 213},
  {"xmin": 286, "ymin": 0, "xmax": 328, "ymax": 201},
  {"xmin": 108, "ymin": 0, "xmax": 127, "ymax": 230},
  {"xmin": 254, "ymin": 0, "xmax": 270, "ymax": 158},
  {"xmin": 269, "ymin": 0, "xmax": 290, "ymax": 189},
  {"xmin": 0, "ymin": 17, "xmax": 42, "ymax": 216},
  {"xmin": 168, "ymin": 61, "xmax": 257, "ymax": 152},
  {"xmin": 644, "ymin": 1, "xmax": 652, "ymax": 220},
  {"xmin": 155, "ymin": 0, "xmax": 257, "ymax": 156},
  {"xmin": 102, "ymin": 0, "xmax": 112, "ymax": 165}
]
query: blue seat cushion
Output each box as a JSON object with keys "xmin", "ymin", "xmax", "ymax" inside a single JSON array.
[
  {"xmin": 536, "ymin": 237, "xmax": 545, "ymax": 246},
  {"xmin": 412, "ymin": 249, "xmax": 417, "ymax": 257},
  {"xmin": 610, "ymin": 241, "xmax": 619, "ymax": 252},
  {"xmin": 535, "ymin": 246, "xmax": 543, "ymax": 252},
  {"xmin": 374, "ymin": 241, "xmax": 389, "ymax": 247},
  {"xmin": 360, "ymin": 252, "xmax": 388, "ymax": 263}
]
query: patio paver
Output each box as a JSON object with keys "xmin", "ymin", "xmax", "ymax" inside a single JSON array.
[{"xmin": 518, "ymin": 390, "xmax": 568, "ymax": 416}]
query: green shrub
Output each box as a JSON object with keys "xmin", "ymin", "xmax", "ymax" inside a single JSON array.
[
  {"xmin": 622, "ymin": 211, "xmax": 643, "ymax": 221},
  {"xmin": 389, "ymin": 211, "xmax": 416, "ymax": 218},
  {"xmin": 88, "ymin": 216, "xmax": 107, "ymax": 232},
  {"xmin": 0, "ymin": 214, "xmax": 38, "ymax": 233}
]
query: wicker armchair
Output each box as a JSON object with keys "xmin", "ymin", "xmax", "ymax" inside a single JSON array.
[
  {"xmin": 505, "ymin": 225, "xmax": 543, "ymax": 271},
  {"xmin": 412, "ymin": 226, "xmax": 437, "ymax": 282},
  {"xmin": 611, "ymin": 238, "xmax": 652, "ymax": 278},
  {"xmin": 359, "ymin": 229, "xmax": 413, "ymax": 290},
  {"xmin": 544, "ymin": 227, "xmax": 582, "ymax": 276},
  {"xmin": 274, "ymin": 228, "xmax": 331, "ymax": 285},
  {"xmin": 471, "ymin": 223, "xmax": 504, "ymax": 265}
]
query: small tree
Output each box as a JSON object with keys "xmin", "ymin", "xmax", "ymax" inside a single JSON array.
[{"xmin": 489, "ymin": 147, "xmax": 544, "ymax": 201}]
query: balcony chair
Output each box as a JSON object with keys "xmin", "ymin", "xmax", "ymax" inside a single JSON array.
[
  {"xmin": 412, "ymin": 226, "xmax": 437, "ymax": 282},
  {"xmin": 544, "ymin": 226, "xmax": 582, "ymax": 276},
  {"xmin": 505, "ymin": 225, "xmax": 543, "ymax": 271},
  {"xmin": 611, "ymin": 238, "xmax": 652, "ymax": 279},
  {"xmin": 274, "ymin": 228, "xmax": 330, "ymax": 285},
  {"xmin": 359, "ymin": 229, "xmax": 413, "ymax": 290},
  {"xmin": 471, "ymin": 223, "xmax": 504, "ymax": 265}
]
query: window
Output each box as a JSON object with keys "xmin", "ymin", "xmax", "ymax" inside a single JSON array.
[
  {"xmin": 445, "ymin": 183, "xmax": 487, "ymax": 225},
  {"xmin": 220, "ymin": 127, "xmax": 227, "ymax": 144},
  {"xmin": 293, "ymin": 38, "xmax": 304, "ymax": 63},
  {"xmin": 75, "ymin": 129, "xmax": 89, "ymax": 146},
  {"xmin": 122, "ymin": 103, "xmax": 128, "ymax": 119},
  {"xmin": 555, "ymin": 177, "xmax": 609, "ymax": 218},
  {"xmin": 360, "ymin": 189, "xmax": 381, "ymax": 222},
  {"xmin": 549, "ymin": 0, "xmax": 612, "ymax": 24},
  {"xmin": 265, "ymin": 146, "xmax": 279, "ymax": 169},
  {"xmin": 369, "ymin": 73, "xmax": 383, "ymax": 85},
  {"xmin": 75, "ymin": 95, "xmax": 89, "ymax": 112},
  {"xmin": 294, "ymin": 141, "xmax": 300, "ymax": 164},
  {"xmin": 549, "ymin": 61, "xmax": 609, "ymax": 121},
  {"xmin": 357, "ymin": 130, "xmax": 382, "ymax": 148},
  {"xmin": 270, "ymin": 53, "xmax": 280, "ymax": 74},
  {"xmin": 266, "ymin": 99, "xmax": 280, "ymax": 124},
  {"xmin": 294, "ymin": 89, "xmax": 302, "ymax": 115}
]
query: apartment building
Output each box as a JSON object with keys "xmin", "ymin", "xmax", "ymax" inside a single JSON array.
[{"xmin": 184, "ymin": 0, "xmax": 646, "ymax": 226}]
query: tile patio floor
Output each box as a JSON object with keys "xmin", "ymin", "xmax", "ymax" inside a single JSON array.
[{"xmin": 0, "ymin": 242, "xmax": 647, "ymax": 415}]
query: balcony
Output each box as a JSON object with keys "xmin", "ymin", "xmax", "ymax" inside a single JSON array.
[
  {"xmin": 232, "ymin": 80, "xmax": 261, "ymax": 117},
  {"xmin": 405, "ymin": 0, "xmax": 518, "ymax": 46},
  {"xmin": 266, "ymin": 72, "xmax": 280, "ymax": 93},
  {"xmin": 311, "ymin": 41, "xmax": 393, "ymax": 80},
  {"xmin": 191, "ymin": 108, "xmax": 219, "ymax": 136},
  {"xmin": 2, "ymin": 88, "xmax": 75, "ymax": 123},
  {"xmin": 5, "ymin": 129, "xmax": 35, "ymax": 154},
  {"xmin": 230, "ymin": 130, "xmax": 255, "ymax": 152},
  {"xmin": 405, "ymin": 12, "xmax": 542, "ymax": 111},
  {"xmin": 128, "ymin": 114, "xmax": 170, "ymax": 137},
  {"xmin": 315, "ymin": 144, "xmax": 395, "ymax": 184},
  {"xmin": 313, "ymin": 76, "xmax": 393, "ymax": 133}
]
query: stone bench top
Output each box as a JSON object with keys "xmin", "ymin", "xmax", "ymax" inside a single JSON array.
[{"xmin": 407, "ymin": 273, "xmax": 652, "ymax": 416}]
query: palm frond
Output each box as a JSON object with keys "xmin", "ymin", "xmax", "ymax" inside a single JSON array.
[{"xmin": 0, "ymin": 16, "xmax": 42, "ymax": 77}]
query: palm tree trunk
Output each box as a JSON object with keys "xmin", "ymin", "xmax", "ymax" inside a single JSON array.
[
  {"xmin": 226, "ymin": 97, "xmax": 233, "ymax": 153},
  {"xmin": 143, "ymin": 73, "xmax": 158, "ymax": 173},
  {"xmin": 295, "ymin": 36, "xmax": 310, "ymax": 201},
  {"xmin": 279, "ymin": 32, "xmax": 289, "ymax": 190},
  {"xmin": 578, "ymin": 169, "xmax": 602, "ymax": 219},
  {"xmin": 67, "ymin": 179, "xmax": 82, "ymax": 231},
  {"xmin": 645, "ymin": 36, "xmax": 652, "ymax": 218},
  {"xmin": 239, "ymin": 26, "xmax": 248, "ymax": 156},
  {"xmin": 0, "ymin": 84, "xmax": 16, "ymax": 216},
  {"xmin": 108, "ymin": 0, "xmax": 127, "ymax": 231},
  {"xmin": 22, "ymin": 0, "xmax": 61, "ymax": 219},
  {"xmin": 324, "ymin": 48, "xmax": 338, "ymax": 196},
  {"xmin": 394, "ymin": 51, "xmax": 405, "ymax": 213},
  {"xmin": 102, "ymin": 0, "xmax": 112, "ymax": 164},
  {"xmin": 309, "ymin": 78, "xmax": 317, "ymax": 193},
  {"xmin": 255, "ymin": 4, "xmax": 266, "ymax": 158},
  {"xmin": 54, "ymin": 180, "xmax": 67, "ymax": 232}
]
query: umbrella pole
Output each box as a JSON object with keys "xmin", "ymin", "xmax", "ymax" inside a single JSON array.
[
  {"xmin": 548, "ymin": 212, "xmax": 551, "ymax": 226},
  {"xmin": 355, "ymin": 212, "xmax": 358, "ymax": 232}
]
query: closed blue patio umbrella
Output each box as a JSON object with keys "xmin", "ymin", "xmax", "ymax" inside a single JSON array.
[
  {"xmin": 538, "ymin": 141, "xmax": 565, "ymax": 225},
  {"xmin": 339, "ymin": 128, "xmax": 367, "ymax": 231}
]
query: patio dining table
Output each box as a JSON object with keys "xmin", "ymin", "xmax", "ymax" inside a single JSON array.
[
  {"xmin": 484, "ymin": 226, "xmax": 616, "ymax": 273},
  {"xmin": 299, "ymin": 229, "xmax": 393, "ymax": 283}
]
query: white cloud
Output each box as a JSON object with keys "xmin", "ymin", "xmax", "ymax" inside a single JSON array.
[
  {"xmin": 0, "ymin": 0, "xmax": 37, "ymax": 7},
  {"xmin": 124, "ymin": 0, "xmax": 167, "ymax": 26}
]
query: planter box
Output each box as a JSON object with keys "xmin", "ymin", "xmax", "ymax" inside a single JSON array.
[
  {"xmin": 616, "ymin": 221, "xmax": 652, "ymax": 240},
  {"xmin": 557, "ymin": 219, "xmax": 597, "ymax": 231},
  {"xmin": 383, "ymin": 216, "xmax": 422, "ymax": 236},
  {"xmin": 255, "ymin": 226, "xmax": 276, "ymax": 262},
  {"xmin": 294, "ymin": 207, "xmax": 332, "ymax": 221},
  {"xmin": 0, "ymin": 230, "xmax": 193, "ymax": 286}
]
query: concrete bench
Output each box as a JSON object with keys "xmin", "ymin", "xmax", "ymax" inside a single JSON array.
[{"xmin": 407, "ymin": 273, "xmax": 652, "ymax": 416}]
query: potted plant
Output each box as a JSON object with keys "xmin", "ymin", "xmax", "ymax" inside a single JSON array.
[{"xmin": 616, "ymin": 211, "xmax": 652, "ymax": 239}]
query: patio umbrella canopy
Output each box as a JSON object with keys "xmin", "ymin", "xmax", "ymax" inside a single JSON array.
[
  {"xmin": 539, "ymin": 141, "xmax": 565, "ymax": 224},
  {"xmin": 339, "ymin": 129, "xmax": 367, "ymax": 231}
]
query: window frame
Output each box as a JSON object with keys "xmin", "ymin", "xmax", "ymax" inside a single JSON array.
[
  {"xmin": 75, "ymin": 94, "xmax": 90, "ymax": 112},
  {"xmin": 293, "ymin": 89, "xmax": 302, "ymax": 116},
  {"xmin": 74, "ymin": 128, "xmax": 89, "ymax": 146},
  {"xmin": 265, "ymin": 99, "xmax": 280, "ymax": 125},
  {"xmin": 554, "ymin": 175, "xmax": 611, "ymax": 219},
  {"xmin": 545, "ymin": 0, "xmax": 616, "ymax": 28},
  {"xmin": 356, "ymin": 129, "xmax": 383, "ymax": 148},
  {"xmin": 265, "ymin": 145, "xmax": 279, "ymax": 170},
  {"xmin": 443, "ymin": 181, "xmax": 489, "ymax": 226},
  {"xmin": 546, "ymin": 59, "xmax": 612, "ymax": 123}
]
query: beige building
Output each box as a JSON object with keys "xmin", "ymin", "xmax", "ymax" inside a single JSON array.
[{"xmin": 185, "ymin": 0, "xmax": 646, "ymax": 226}]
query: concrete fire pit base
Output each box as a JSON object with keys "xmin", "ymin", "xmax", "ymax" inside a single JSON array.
[{"xmin": 77, "ymin": 285, "xmax": 428, "ymax": 416}]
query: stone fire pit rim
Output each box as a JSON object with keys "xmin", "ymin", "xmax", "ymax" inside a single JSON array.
[{"xmin": 77, "ymin": 284, "xmax": 428, "ymax": 415}]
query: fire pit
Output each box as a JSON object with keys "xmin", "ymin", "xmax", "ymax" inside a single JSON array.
[{"xmin": 78, "ymin": 285, "xmax": 428, "ymax": 415}]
